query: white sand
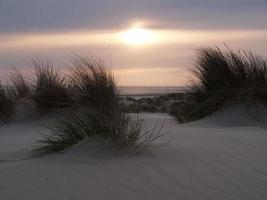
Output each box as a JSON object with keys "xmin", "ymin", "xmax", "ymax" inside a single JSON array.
[{"xmin": 0, "ymin": 108, "xmax": 267, "ymax": 200}]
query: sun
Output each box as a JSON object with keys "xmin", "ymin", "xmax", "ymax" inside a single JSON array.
[{"xmin": 120, "ymin": 27, "xmax": 155, "ymax": 45}]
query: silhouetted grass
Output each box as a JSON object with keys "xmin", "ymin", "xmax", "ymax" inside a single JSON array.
[
  {"xmin": 31, "ymin": 59, "xmax": 72, "ymax": 113},
  {"xmin": 33, "ymin": 112, "xmax": 86, "ymax": 155},
  {"xmin": 171, "ymin": 47, "xmax": 267, "ymax": 122},
  {"xmin": 0, "ymin": 82, "xmax": 15, "ymax": 123},
  {"xmin": 33, "ymin": 109, "xmax": 163, "ymax": 156},
  {"xmin": 70, "ymin": 56, "xmax": 119, "ymax": 114},
  {"xmin": 8, "ymin": 68, "xmax": 31, "ymax": 100},
  {"xmin": 33, "ymin": 56, "xmax": 163, "ymax": 156}
]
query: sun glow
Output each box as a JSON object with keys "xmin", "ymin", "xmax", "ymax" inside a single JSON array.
[{"xmin": 120, "ymin": 27, "xmax": 156, "ymax": 45}]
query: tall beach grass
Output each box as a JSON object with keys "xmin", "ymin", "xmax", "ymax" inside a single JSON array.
[
  {"xmin": 8, "ymin": 68, "xmax": 31, "ymax": 100},
  {"xmin": 0, "ymin": 82, "xmax": 15, "ymax": 122},
  {"xmin": 33, "ymin": 109, "xmax": 163, "ymax": 156},
  {"xmin": 33, "ymin": 56, "xmax": 163, "ymax": 156},
  {"xmin": 170, "ymin": 47, "xmax": 267, "ymax": 123},
  {"xmin": 70, "ymin": 56, "xmax": 119, "ymax": 114},
  {"xmin": 31, "ymin": 59, "xmax": 72, "ymax": 113}
]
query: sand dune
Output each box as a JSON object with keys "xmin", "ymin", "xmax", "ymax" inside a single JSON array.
[{"xmin": 0, "ymin": 108, "xmax": 267, "ymax": 200}]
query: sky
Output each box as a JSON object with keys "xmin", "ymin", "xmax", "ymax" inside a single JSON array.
[{"xmin": 0, "ymin": 0, "xmax": 267, "ymax": 86}]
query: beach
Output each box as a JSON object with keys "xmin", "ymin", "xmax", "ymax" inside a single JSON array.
[{"xmin": 0, "ymin": 107, "xmax": 266, "ymax": 200}]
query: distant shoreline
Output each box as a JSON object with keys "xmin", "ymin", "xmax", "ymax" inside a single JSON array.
[
  {"xmin": 2, "ymin": 85, "xmax": 183, "ymax": 98},
  {"xmin": 119, "ymin": 86, "xmax": 183, "ymax": 96}
]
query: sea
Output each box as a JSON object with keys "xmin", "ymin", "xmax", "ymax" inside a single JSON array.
[
  {"xmin": 3, "ymin": 85, "xmax": 183, "ymax": 98},
  {"xmin": 119, "ymin": 86, "xmax": 183, "ymax": 97}
]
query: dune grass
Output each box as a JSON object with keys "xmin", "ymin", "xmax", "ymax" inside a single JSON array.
[
  {"xmin": 33, "ymin": 109, "xmax": 163, "ymax": 156},
  {"xmin": 171, "ymin": 47, "xmax": 267, "ymax": 123},
  {"xmin": 70, "ymin": 56, "xmax": 119, "ymax": 114},
  {"xmin": 33, "ymin": 57, "xmax": 163, "ymax": 156},
  {"xmin": 31, "ymin": 59, "xmax": 72, "ymax": 113},
  {"xmin": 0, "ymin": 82, "xmax": 15, "ymax": 123},
  {"xmin": 8, "ymin": 68, "xmax": 31, "ymax": 100}
]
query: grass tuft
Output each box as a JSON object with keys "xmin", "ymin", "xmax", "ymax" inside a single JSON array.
[
  {"xmin": 31, "ymin": 59, "xmax": 72, "ymax": 113},
  {"xmin": 33, "ymin": 109, "xmax": 163, "ymax": 156},
  {"xmin": 0, "ymin": 81, "xmax": 15, "ymax": 123},
  {"xmin": 70, "ymin": 56, "xmax": 119, "ymax": 114},
  {"xmin": 33, "ymin": 56, "xmax": 164, "ymax": 156},
  {"xmin": 171, "ymin": 47, "xmax": 267, "ymax": 123},
  {"xmin": 8, "ymin": 68, "xmax": 31, "ymax": 100}
]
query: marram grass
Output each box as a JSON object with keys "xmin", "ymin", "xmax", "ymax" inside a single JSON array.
[
  {"xmin": 31, "ymin": 59, "xmax": 72, "ymax": 113},
  {"xmin": 170, "ymin": 47, "xmax": 267, "ymax": 123},
  {"xmin": 33, "ymin": 56, "xmax": 164, "ymax": 156}
]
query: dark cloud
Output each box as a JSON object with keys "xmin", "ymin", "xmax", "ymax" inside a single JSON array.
[{"xmin": 0, "ymin": 0, "xmax": 267, "ymax": 34}]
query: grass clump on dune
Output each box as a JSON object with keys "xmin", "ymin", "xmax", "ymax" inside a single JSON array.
[
  {"xmin": 0, "ymin": 69, "xmax": 31, "ymax": 122},
  {"xmin": 70, "ymin": 56, "xmax": 119, "ymax": 114},
  {"xmin": 31, "ymin": 59, "xmax": 72, "ymax": 113},
  {"xmin": 33, "ymin": 110, "xmax": 163, "ymax": 156},
  {"xmin": 0, "ymin": 82, "xmax": 15, "ymax": 123},
  {"xmin": 8, "ymin": 68, "xmax": 32, "ymax": 100},
  {"xmin": 33, "ymin": 57, "xmax": 163, "ymax": 156},
  {"xmin": 171, "ymin": 47, "xmax": 267, "ymax": 123}
]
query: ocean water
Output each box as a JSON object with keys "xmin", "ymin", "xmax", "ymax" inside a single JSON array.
[
  {"xmin": 119, "ymin": 86, "xmax": 182, "ymax": 96},
  {"xmin": 2, "ymin": 85, "xmax": 182, "ymax": 97}
]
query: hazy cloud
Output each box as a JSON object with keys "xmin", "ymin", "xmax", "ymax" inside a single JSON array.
[
  {"xmin": 0, "ymin": 0, "xmax": 267, "ymax": 34},
  {"xmin": 0, "ymin": 0, "xmax": 266, "ymax": 86}
]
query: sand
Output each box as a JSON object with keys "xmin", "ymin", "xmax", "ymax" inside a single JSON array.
[{"xmin": 0, "ymin": 107, "xmax": 266, "ymax": 200}]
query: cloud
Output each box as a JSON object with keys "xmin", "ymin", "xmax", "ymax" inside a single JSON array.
[
  {"xmin": 0, "ymin": 0, "xmax": 266, "ymax": 86},
  {"xmin": 0, "ymin": 0, "xmax": 266, "ymax": 34}
]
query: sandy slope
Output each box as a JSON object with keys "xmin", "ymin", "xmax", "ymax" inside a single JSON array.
[{"xmin": 0, "ymin": 110, "xmax": 266, "ymax": 200}]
